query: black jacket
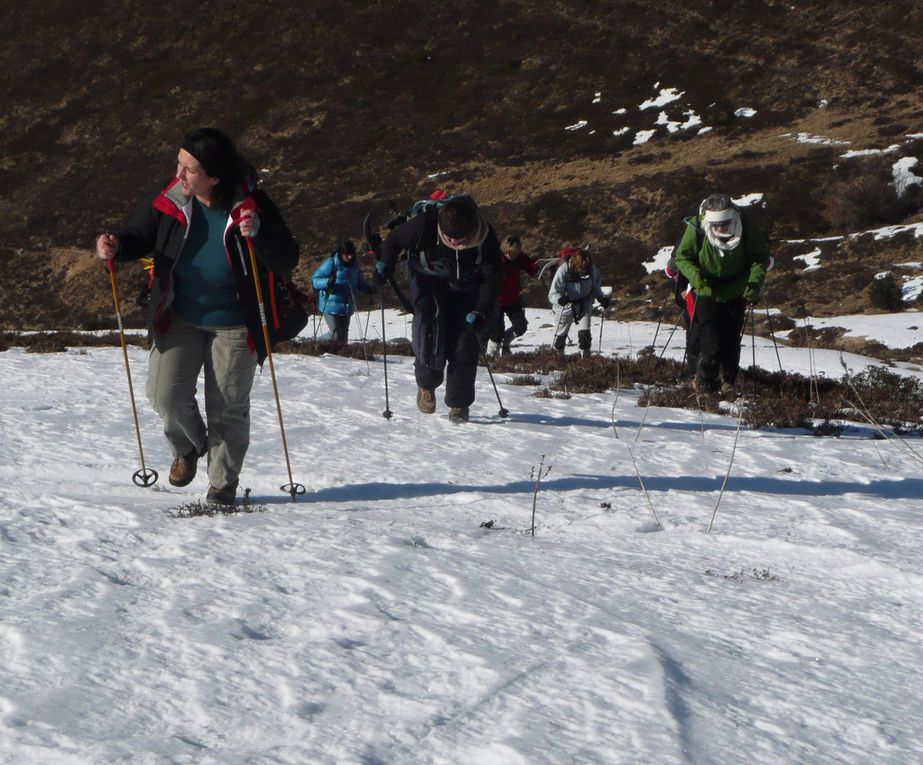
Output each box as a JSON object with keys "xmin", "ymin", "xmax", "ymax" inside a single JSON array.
[
  {"xmin": 380, "ymin": 204, "xmax": 501, "ymax": 317},
  {"xmin": 115, "ymin": 178, "xmax": 299, "ymax": 363}
]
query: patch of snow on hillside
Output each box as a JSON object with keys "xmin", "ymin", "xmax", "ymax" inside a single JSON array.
[
  {"xmin": 643, "ymin": 246, "xmax": 674, "ymax": 274},
  {"xmin": 892, "ymin": 157, "xmax": 922, "ymax": 197},
  {"xmin": 794, "ymin": 248, "xmax": 822, "ymax": 272},
  {"xmin": 656, "ymin": 110, "xmax": 702, "ymax": 133},
  {"xmin": 902, "ymin": 276, "xmax": 923, "ymax": 302},
  {"xmin": 840, "ymin": 145, "xmax": 901, "ymax": 158},
  {"xmin": 639, "ymin": 87, "xmax": 684, "ymax": 110},
  {"xmin": 782, "ymin": 132, "xmax": 850, "ymax": 146}
]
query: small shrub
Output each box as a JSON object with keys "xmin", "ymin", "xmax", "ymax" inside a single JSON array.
[
  {"xmin": 868, "ymin": 273, "xmax": 905, "ymax": 311},
  {"xmin": 821, "ymin": 157, "xmax": 910, "ymax": 232}
]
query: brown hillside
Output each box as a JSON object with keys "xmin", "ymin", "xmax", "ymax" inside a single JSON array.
[{"xmin": 1, "ymin": 0, "xmax": 922, "ymax": 356}]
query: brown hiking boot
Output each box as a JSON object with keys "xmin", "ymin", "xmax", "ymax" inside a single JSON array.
[
  {"xmin": 416, "ymin": 386, "xmax": 436, "ymax": 414},
  {"xmin": 169, "ymin": 448, "xmax": 200, "ymax": 487},
  {"xmin": 206, "ymin": 480, "xmax": 238, "ymax": 506},
  {"xmin": 448, "ymin": 406, "xmax": 469, "ymax": 424}
]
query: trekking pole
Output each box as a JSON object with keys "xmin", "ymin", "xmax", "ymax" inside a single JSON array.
[
  {"xmin": 378, "ymin": 283, "xmax": 393, "ymax": 419},
  {"xmin": 750, "ymin": 303, "xmax": 757, "ymax": 369},
  {"xmin": 648, "ymin": 291, "xmax": 671, "ymax": 352},
  {"xmin": 245, "ymin": 239, "xmax": 306, "ymax": 501},
  {"xmin": 738, "ymin": 302, "xmax": 754, "ymax": 345},
  {"xmin": 597, "ymin": 306, "xmax": 605, "ymax": 356},
  {"xmin": 310, "ymin": 291, "xmax": 319, "ymax": 340},
  {"xmin": 658, "ymin": 309, "xmax": 685, "ymax": 360},
  {"xmin": 347, "ymin": 283, "xmax": 371, "ymax": 376},
  {"xmin": 106, "ymin": 259, "xmax": 158, "ymax": 487},
  {"xmin": 762, "ymin": 293, "xmax": 784, "ymax": 373},
  {"xmin": 481, "ymin": 352, "xmax": 509, "ymax": 418}
]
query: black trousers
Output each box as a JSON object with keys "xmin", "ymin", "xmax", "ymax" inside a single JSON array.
[
  {"xmin": 410, "ymin": 272, "xmax": 480, "ymax": 408},
  {"xmin": 686, "ymin": 295, "xmax": 746, "ymax": 387},
  {"xmin": 485, "ymin": 301, "xmax": 528, "ymax": 345}
]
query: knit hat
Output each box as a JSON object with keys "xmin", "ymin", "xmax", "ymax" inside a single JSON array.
[{"xmin": 438, "ymin": 195, "xmax": 479, "ymax": 239}]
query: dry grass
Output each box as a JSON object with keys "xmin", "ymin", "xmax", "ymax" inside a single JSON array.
[{"xmin": 7, "ymin": 331, "xmax": 921, "ymax": 434}]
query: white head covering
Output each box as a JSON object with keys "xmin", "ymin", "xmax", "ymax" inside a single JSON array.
[{"xmin": 703, "ymin": 208, "xmax": 742, "ymax": 251}]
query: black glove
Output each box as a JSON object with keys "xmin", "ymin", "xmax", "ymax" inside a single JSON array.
[
  {"xmin": 326, "ymin": 273, "xmax": 337, "ymax": 292},
  {"xmin": 598, "ymin": 295, "xmax": 611, "ymax": 309},
  {"xmin": 364, "ymin": 284, "xmax": 376, "ymax": 296},
  {"xmin": 330, "ymin": 283, "xmax": 348, "ymax": 297},
  {"xmin": 557, "ymin": 295, "xmax": 569, "ymax": 306}
]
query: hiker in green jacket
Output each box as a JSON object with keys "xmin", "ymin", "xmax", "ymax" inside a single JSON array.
[{"xmin": 673, "ymin": 193, "xmax": 770, "ymax": 395}]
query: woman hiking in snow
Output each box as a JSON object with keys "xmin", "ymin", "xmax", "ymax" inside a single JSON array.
[
  {"xmin": 547, "ymin": 247, "xmax": 611, "ymax": 358},
  {"xmin": 312, "ymin": 239, "xmax": 375, "ymax": 343},
  {"xmin": 95, "ymin": 127, "xmax": 299, "ymax": 506},
  {"xmin": 673, "ymin": 193, "xmax": 770, "ymax": 395}
]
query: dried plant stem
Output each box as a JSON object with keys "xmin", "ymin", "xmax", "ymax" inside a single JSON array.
[
  {"xmin": 626, "ymin": 444, "xmax": 663, "ymax": 531},
  {"xmin": 530, "ymin": 455, "xmax": 552, "ymax": 536},
  {"xmin": 846, "ymin": 399, "xmax": 923, "ymax": 468},
  {"xmin": 609, "ymin": 362, "xmax": 621, "ymax": 439},
  {"xmin": 707, "ymin": 406, "xmax": 744, "ymax": 533}
]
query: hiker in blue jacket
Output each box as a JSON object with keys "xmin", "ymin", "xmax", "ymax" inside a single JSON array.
[{"xmin": 312, "ymin": 240, "xmax": 375, "ymax": 343}]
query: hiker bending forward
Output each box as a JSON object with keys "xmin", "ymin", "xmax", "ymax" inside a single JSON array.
[
  {"xmin": 377, "ymin": 195, "xmax": 501, "ymax": 423},
  {"xmin": 95, "ymin": 127, "xmax": 299, "ymax": 505},
  {"xmin": 548, "ymin": 247, "xmax": 611, "ymax": 358},
  {"xmin": 673, "ymin": 193, "xmax": 769, "ymax": 394}
]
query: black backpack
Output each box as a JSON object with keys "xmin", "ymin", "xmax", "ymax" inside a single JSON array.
[{"xmin": 666, "ymin": 216, "xmax": 703, "ymax": 311}]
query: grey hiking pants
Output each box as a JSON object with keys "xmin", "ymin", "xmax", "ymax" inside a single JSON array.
[
  {"xmin": 553, "ymin": 299, "xmax": 592, "ymax": 349},
  {"xmin": 146, "ymin": 317, "xmax": 257, "ymax": 489}
]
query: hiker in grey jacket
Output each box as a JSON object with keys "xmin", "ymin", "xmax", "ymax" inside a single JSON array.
[{"xmin": 547, "ymin": 247, "xmax": 611, "ymax": 358}]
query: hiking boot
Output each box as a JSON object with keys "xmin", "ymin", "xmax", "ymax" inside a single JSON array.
[
  {"xmin": 206, "ymin": 480, "xmax": 238, "ymax": 506},
  {"xmin": 448, "ymin": 406, "xmax": 469, "ymax": 424},
  {"xmin": 416, "ymin": 386, "xmax": 436, "ymax": 414},
  {"xmin": 169, "ymin": 447, "xmax": 200, "ymax": 487}
]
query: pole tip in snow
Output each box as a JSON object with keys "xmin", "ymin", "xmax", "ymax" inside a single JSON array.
[
  {"xmin": 281, "ymin": 482, "xmax": 307, "ymax": 502},
  {"xmin": 132, "ymin": 467, "xmax": 159, "ymax": 487}
]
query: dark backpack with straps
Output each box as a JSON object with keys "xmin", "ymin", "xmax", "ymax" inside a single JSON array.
[{"xmin": 666, "ymin": 216, "xmax": 703, "ymax": 312}]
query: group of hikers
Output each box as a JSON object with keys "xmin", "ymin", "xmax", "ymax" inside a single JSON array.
[{"xmin": 95, "ymin": 127, "xmax": 770, "ymax": 505}]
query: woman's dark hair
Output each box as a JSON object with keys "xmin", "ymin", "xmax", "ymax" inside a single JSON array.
[{"xmin": 181, "ymin": 127, "xmax": 257, "ymax": 209}]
